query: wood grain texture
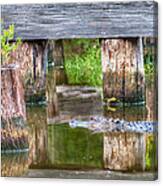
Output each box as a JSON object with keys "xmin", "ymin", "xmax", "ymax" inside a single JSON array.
[
  {"xmin": 104, "ymin": 132, "xmax": 146, "ymax": 171},
  {"xmin": 1, "ymin": 1, "xmax": 158, "ymax": 40},
  {"xmin": 101, "ymin": 38, "xmax": 145, "ymax": 102},
  {"xmin": 27, "ymin": 106, "xmax": 48, "ymax": 168},
  {"xmin": 1, "ymin": 66, "xmax": 26, "ymax": 121}
]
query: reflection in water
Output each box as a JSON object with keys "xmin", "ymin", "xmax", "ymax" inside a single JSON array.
[
  {"xmin": 1, "ymin": 85, "xmax": 157, "ymax": 176},
  {"xmin": 1, "ymin": 153, "xmax": 28, "ymax": 177},
  {"xmin": 48, "ymin": 124, "xmax": 103, "ymax": 169},
  {"xmin": 27, "ymin": 106, "xmax": 48, "ymax": 168},
  {"xmin": 105, "ymin": 105, "xmax": 147, "ymax": 121}
]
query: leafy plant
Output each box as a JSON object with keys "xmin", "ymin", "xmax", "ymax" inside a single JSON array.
[
  {"xmin": 144, "ymin": 62, "xmax": 155, "ymax": 76},
  {"xmin": 0, "ymin": 23, "xmax": 21, "ymax": 64},
  {"xmin": 64, "ymin": 39, "xmax": 102, "ymax": 87}
]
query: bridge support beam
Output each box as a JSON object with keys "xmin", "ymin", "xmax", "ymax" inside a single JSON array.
[{"xmin": 101, "ymin": 38, "xmax": 145, "ymax": 103}]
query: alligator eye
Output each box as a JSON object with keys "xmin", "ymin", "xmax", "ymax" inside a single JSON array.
[{"xmin": 90, "ymin": 117, "xmax": 94, "ymax": 120}]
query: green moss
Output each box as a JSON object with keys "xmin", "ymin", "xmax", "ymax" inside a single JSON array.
[{"xmin": 64, "ymin": 39, "xmax": 102, "ymax": 87}]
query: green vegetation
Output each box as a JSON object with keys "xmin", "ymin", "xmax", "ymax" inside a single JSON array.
[
  {"xmin": 145, "ymin": 135, "xmax": 157, "ymax": 171},
  {"xmin": 144, "ymin": 47, "xmax": 156, "ymax": 83},
  {"xmin": 48, "ymin": 124, "xmax": 103, "ymax": 169},
  {"xmin": 64, "ymin": 39, "xmax": 102, "ymax": 87},
  {"xmin": 0, "ymin": 23, "xmax": 21, "ymax": 64},
  {"xmin": 144, "ymin": 63, "xmax": 155, "ymax": 77}
]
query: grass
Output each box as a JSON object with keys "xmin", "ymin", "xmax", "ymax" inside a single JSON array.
[{"xmin": 64, "ymin": 39, "xmax": 102, "ymax": 87}]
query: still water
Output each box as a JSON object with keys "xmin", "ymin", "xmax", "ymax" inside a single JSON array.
[{"xmin": 1, "ymin": 101, "xmax": 156, "ymax": 177}]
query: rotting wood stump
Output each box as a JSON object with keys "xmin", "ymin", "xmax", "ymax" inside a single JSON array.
[
  {"xmin": 101, "ymin": 38, "xmax": 145, "ymax": 103},
  {"xmin": 1, "ymin": 65, "xmax": 28, "ymax": 151}
]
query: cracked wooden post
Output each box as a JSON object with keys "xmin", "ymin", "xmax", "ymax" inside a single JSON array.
[
  {"xmin": 1, "ymin": 65, "xmax": 28, "ymax": 152},
  {"xmin": 101, "ymin": 38, "xmax": 145, "ymax": 103}
]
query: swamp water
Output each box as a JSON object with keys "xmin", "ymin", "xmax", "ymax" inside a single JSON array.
[{"xmin": 1, "ymin": 103, "xmax": 157, "ymax": 176}]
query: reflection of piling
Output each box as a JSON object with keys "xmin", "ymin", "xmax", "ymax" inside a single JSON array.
[
  {"xmin": 27, "ymin": 106, "xmax": 48, "ymax": 168},
  {"xmin": 1, "ymin": 153, "xmax": 29, "ymax": 177},
  {"xmin": 103, "ymin": 132, "xmax": 157, "ymax": 171}
]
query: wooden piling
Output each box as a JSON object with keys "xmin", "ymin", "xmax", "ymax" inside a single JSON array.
[
  {"xmin": 101, "ymin": 38, "xmax": 145, "ymax": 103},
  {"xmin": 1, "ymin": 65, "xmax": 28, "ymax": 151}
]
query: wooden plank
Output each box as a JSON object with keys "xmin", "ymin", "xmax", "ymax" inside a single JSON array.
[{"xmin": 1, "ymin": 1, "xmax": 158, "ymax": 40}]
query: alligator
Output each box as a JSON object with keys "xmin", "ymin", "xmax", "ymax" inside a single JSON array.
[{"xmin": 69, "ymin": 116, "xmax": 157, "ymax": 134}]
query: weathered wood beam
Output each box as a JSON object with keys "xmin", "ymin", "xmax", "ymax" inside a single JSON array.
[
  {"xmin": 48, "ymin": 40, "xmax": 67, "ymax": 85},
  {"xmin": 1, "ymin": 1, "xmax": 158, "ymax": 40},
  {"xmin": 101, "ymin": 38, "xmax": 145, "ymax": 103}
]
